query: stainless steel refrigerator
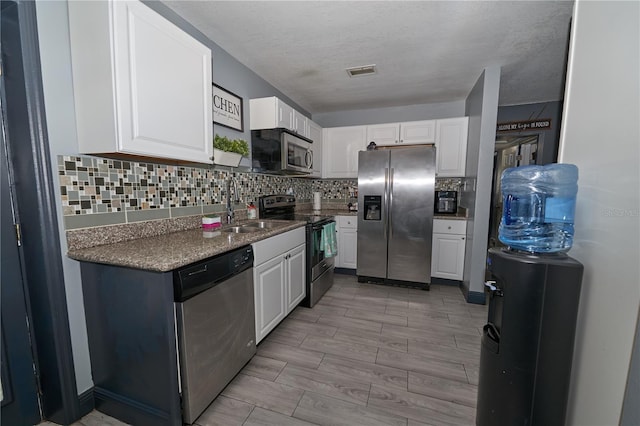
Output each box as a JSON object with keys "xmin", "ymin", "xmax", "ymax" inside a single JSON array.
[{"xmin": 357, "ymin": 146, "xmax": 436, "ymax": 287}]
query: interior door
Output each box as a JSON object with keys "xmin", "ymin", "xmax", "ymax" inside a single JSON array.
[{"xmin": 1, "ymin": 117, "xmax": 41, "ymax": 426}]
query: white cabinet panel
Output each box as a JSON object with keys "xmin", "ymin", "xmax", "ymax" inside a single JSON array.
[
  {"xmin": 431, "ymin": 219, "xmax": 467, "ymax": 280},
  {"xmin": 254, "ymin": 256, "xmax": 286, "ymax": 342},
  {"xmin": 252, "ymin": 228, "xmax": 306, "ymax": 343},
  {"xmin": 309, "ymin": 120, "xmax": 323, "ymax": 178},
  {"xmin": 401, "ymin": 120, "xmax": 436, "ymax": 144},
  {"xmin": 435, "ymin": 117, "xmax": 469, "ymax": 177},
  {"xmin": 336, "ymin": 215, "xmax": 358, "ymax": 269},
  {"xmin": 367, "ymin": 123, "xmax": 400, "ymax": 146},
  {"xmin": 250, "ymin": 97, "xmax": 313, "ymax": 137},
  {"xmin": 286, "ymin": 244, "xmax": 306, "ymax": 312},
  {"xmin": 293, "ymin": 110, "xmax": 309, "ymax": 138},
  {"xmin": 68, "ymin": 0, "xmax": 212, "ymax": 164},
  {"xmin": 323, "ymin": 126, "xmax": 367, "ymax": 178},
  {"xmin": 366, "ymin": 121, "xmax": 435, "ymax": 146}
]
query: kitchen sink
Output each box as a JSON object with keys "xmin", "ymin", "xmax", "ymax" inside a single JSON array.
[
  {"xmin": 221, "ymin": 226, "xmax": 261, "ymax": 234},
  {"xmin": 242, "ymin": 221, "xmax": 281, "ymax": 229}
]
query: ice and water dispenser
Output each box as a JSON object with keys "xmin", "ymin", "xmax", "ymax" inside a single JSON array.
[
  {"xmin": 477, "ymin": 164, "xmax": 584, "ymax": 426},
  {"xmin": 363, "ymin": 195, "xmax": 381, "ymax": 220}
]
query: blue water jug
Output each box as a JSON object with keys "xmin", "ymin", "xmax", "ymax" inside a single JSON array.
[{"xmin": 499, "ymin": 163, "xmax": 578, "ymax": 253}]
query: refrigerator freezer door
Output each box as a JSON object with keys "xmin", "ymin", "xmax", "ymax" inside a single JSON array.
[
  {"xmin": 357, "ymin": 150, "xmax": 390, "ymax": 279},
  {"xmin": 387, "ymin": 147, "xmax": 435, "ymax": 283}
]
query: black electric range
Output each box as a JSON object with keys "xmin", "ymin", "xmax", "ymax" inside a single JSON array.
[{"xmin": 258, "ymin": 195, "xmax": 335, "ymax": 308}]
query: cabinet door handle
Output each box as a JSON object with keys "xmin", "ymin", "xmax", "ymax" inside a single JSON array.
[{"xmin": 461, "ymin": 237, "xmax": 465, "ymax": 240}]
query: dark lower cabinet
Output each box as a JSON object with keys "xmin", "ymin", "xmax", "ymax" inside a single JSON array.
[{"xmin": 81, "ymin": 263, "xmax": 182, "ymax": 426}]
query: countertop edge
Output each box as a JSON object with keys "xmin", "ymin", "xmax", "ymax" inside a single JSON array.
[{"xmin": 67, "ymin": 221, "xmax": 306, "ymax": 272}]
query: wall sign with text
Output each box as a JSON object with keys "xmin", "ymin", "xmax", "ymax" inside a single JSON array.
[
  {"xmin": 213, "ymin": 84, "xmax": 243, "ymax": 132},
  {"xmin": 497, "ymin": 119, "xmax": 552, "ymax": 132}
]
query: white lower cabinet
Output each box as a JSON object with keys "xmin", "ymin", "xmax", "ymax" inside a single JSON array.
[
  {"xmin": 285, "ymin": 244, "xmax": 306, "ymax": 312},
  {"xmin": 252, "ymin": 227, "xmax": 305, "ymax": 343},
  {"xmin": 431, "ymin": 219, "xmax": 467, "ymax": 280},
  {"xmin": 336, "ymin": 216, "xmax": 358, "ymax": 269}
]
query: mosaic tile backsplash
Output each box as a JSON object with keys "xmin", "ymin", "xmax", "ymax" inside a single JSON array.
[
  {"xmin": 57, "ymin": 156, "xmax": 356, "ymax": 223},
  {"xmin": 57, "ymin": 155, "xmax": 460, "ymax": 229}
]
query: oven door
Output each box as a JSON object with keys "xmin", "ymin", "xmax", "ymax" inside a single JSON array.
[
  {"xmin": 310, "ymin": 220, "xmax": 335, "ymax": 280},
  {"xmin": 282, "ymin": 132, "xmax": 312, "ymax": 173}
]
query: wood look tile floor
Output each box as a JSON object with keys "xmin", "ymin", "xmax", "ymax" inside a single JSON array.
[{"xmin": 45, "ymin": 274, "xmax": 487, "ymax": 426}]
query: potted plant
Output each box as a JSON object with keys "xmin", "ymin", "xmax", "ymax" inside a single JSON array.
[{"xmin": 212, "ymin": 134, "xmax": 249, "ymax": 167}]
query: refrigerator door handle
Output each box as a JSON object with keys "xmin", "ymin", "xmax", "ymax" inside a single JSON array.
[
  {"xmin": 384, "ymin": 168, "xmax": 389, "ymax": 240},
  {"xmin": 388, "ymin": 168, "xmax": 394, "ymax": 240}
]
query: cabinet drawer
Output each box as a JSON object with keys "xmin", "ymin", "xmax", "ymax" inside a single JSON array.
[
  {"xmin": 337, "ymin": 215, "xmax": 357, "ymax": 229},
  {"xmin": 433, "ymin": 219, "xmax": 466, "ymax": 235},
  {"xmin": 252, "ymin": 227, "xmax": 305, "ymax": 265}
]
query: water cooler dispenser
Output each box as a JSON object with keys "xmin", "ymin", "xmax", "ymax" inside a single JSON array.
[
  {"xmin": 477, "ymin": 249, "xmax": 583, "ymax": 425},
  {"xmin": 477, "ymin": 164, "xmax": 584, "ymax": 425}
]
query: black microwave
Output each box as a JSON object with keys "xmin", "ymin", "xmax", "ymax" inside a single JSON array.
[
  {"xmin": 251, "ymin": 128, "xmax": 313, "ymax": 175},
  {"xmin": 435, "ymin": 190, "xmax": 458, "ymax": 214}
]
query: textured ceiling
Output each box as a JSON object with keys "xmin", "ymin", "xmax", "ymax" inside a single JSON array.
[{"xmin": 164, "ymin": 1, "xmax": 574, "ymax": 113}]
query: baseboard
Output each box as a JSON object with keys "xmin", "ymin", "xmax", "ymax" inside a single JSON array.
[
  {"xmin": 466, "ymin": 290, "xmax": 486, "ymax": 305},
  {"xmin": 335, "ymin": 268, "xmax": 356, "ymax": 275},
  {"xmin": 430, "ymin": 277, "xmax": 461, "ymax": 286},
  {"xmin": 94, "ymin": 387, "xmax": 178, "ymax": 426},
  {"xmin": 78, "ymin": 388, "xmax": 95, "ymax": 418}
]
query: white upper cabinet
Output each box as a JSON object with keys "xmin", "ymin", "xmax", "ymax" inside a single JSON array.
[
  {"xmin": 401, "ymin": 120, "xmax": 436, "ymax": 144},
  {"xmin": 293, "ymin": 110, "xmax": 310, "ymax": 138},
  {"xmin": 367, "ymin": 123, "xmax": 401, "ymax": 146},
  {"xmin": 323, "ymin": 126, "xmax": 367, "ymax": 178},
  {"xmin": 309, "ymin": 120, "xmax": 323, "ymax": 178},
  {"xmin": 435, "ymin": 117, "xmax": 469, "ymax": 177},
  {"xmin": 250, "ymin": 97, "xmax": 311, "ymax": 138},
  {"xmin": 366, "ymin": 120, "xmax": 435, "ymax": 146},
  {"xmin": 68, "ymin": 0, "xmax": 212, "ymax": 164},
  {"xmin": 250, "ymin": 97, "xmax": 293, "ymax": 130}
]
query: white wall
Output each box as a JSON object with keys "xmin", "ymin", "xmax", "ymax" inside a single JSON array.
[{"xmin": 558, "ymin": 1, "xmax": 640, "ymax": 424}]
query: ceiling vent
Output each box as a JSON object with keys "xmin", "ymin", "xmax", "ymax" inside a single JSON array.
[{"xmin": 345, "ymin": 64, "xmax": 377, "ymax": 78}]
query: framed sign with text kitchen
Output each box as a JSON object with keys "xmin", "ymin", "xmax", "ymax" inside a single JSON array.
[{"xmin": 213, "ymin": 84, "xmax": 243, "ymax": 132}]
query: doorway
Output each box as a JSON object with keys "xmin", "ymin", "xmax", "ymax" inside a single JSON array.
[{"xmin": 488, "ymin": 135, "xmax": 540, "ymax": 248}]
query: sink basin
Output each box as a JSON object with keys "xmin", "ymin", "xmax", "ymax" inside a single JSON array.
[
  {"xmin": 243, "ymin": 221, "xmax": 281, "ymax": 229},
  {"xmin": 221, "ymin": 226, "xmax": 261, "ymax": 234}
]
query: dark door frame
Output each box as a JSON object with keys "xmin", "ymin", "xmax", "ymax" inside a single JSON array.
[{"xmin": 2, "ymin": 0, "xmax": 83, "ymax": 423}]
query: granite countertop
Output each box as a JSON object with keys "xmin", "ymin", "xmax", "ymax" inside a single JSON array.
[
  {"xmin": 67, "ymin": 219, "xmax": 306, "ymax": 272},
  {"xmin": 300, "ymin": 208, "xmax": 358, "ymax": 217},
  {"xmin": 434, "ymin": 212, "xmax": 469, "ymax": 220}
]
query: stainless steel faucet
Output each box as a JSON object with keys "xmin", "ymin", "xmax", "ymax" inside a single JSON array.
[{"xmin": 226, "ymin": 177, "xmax": 239, "ymax": 224}]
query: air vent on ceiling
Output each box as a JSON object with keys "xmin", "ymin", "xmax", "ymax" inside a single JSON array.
[{"xmin": 345, "ymin": 64, "xmax": 377, "ymax": 78}]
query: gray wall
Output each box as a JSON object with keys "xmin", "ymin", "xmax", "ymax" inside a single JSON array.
[
  {"xmin": 35, "ymin": 0, "xmax": 93, "ymax": 394},
  {"xmin": 35, "ymin": 0, "xmax": 319, "ymax": 394},
  {"xmin": 497, "ymin": 101, "xmax": 564, "ymax": 165},
  {"xmin": 312, "ymin": 101, "xmax": 465, "ymax": 127},
  {"xmin": 558, "ymin": 1, "xmax": 640, "ymax": 424},
  {"xmin": 460, "ymin": 67, "xmax": 501, "ymax": 298}
]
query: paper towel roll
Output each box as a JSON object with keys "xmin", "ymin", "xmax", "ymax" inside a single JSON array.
[{"xmin": 313, "ymin": 192, "xmax": 322, "ymax": 210}]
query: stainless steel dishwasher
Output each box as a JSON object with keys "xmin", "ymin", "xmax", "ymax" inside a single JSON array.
[{"xmin": 174, "ymin": 245, "xmax": 255, "ymax": 424}]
